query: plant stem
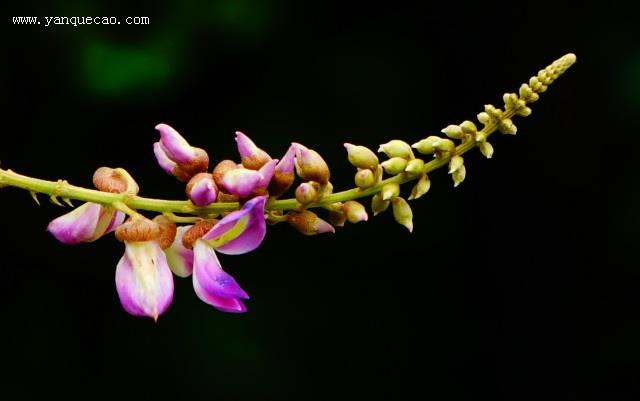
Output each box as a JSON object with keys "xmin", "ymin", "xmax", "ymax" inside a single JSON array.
[{"xmin": 0, "ymin": 114, "xmax": 508, "ymax": 215}]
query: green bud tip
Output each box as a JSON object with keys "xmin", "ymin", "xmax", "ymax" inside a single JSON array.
[
  {"xmin": 392, "ymin": 197, "xmax": 413, "ymax": 233},
  {"xmin": 344, "ymin": 143, "xmax": 379, "ymax": 170}
]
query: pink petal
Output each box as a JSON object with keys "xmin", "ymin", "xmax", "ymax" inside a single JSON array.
[
  {"xmin": 276, "ymin": 144, "xmax": 296, "ymax": 175},
  {"xmin": 115, "ymin": 241, "xmax": 174, "ymax": 320},
  {"xmin": 153, "ymin": 142, "xmax": 177, "ymax": 175},
  {"xmin": 164, "ymin": 226, "xmax": 195, "ymax": 278},
  {"xmin": 202, "ymin": 196, "xmax": 267, "ymax": 255},
  {"xmin": 193, "ymin": 240, "xmax": 249, "ymax": 299},
  {"xmin": 47, "ymin": 202, "xmax": 102, "ymax": 244},
  {"xmin": 193, "ymin": 276, "xmax": 247, "ymax": 313},
  {"xmin": 155, "ymin": 123, "xmax": 195, "ymax": 164},
  {"xmin": 257, "ymin": 159, "xmax": 277, "ymax": 188},
  {"xmin": 221, "ymin": 168, "xmax": 262, "ymax": 198}
]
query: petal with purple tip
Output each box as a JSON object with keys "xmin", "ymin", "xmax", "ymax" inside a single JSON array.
[
  {"xmin": 221, "ymin": 168, "xmax": 262, "ymax": 198},
  {"xmin": 47, "ymin": 202, "xmax": 102, "ymax": 244},
  {"xmin": 276, "ymin": 145, "xmax": 296, "ymax": 175},
  {"xmin": 193, "ymin": 240, "xmax": 249, "ymax": 300},
  {"xmin": 202, "ymin": 196, "xmax": 267, "ymax": 255},
  {"xmin": 193, "ymin": 276, "xmax": 247, "ymax": 313},
  {"xmin": 155, "ymin": 123, "xmax": 195, "ymax": 164},
  {"xmin": 115, "ymin": 241, "xmax": 174, "ymax": 320},
  {"xmin": 165, "ymin": 226, "xmax": 195, "ymax": 278},
  {"xmin": 153, "ymin": 142, "xmax": 177, "ymax": 175}
]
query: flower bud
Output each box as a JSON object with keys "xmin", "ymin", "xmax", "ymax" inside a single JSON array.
[
  {"xmin": 516, "ymin": 106, "xmax": 532, "ymax": 117},
  {"xmin": 392, "ymin": 197, "xmax": 413, "ymax": 233},
  {"xmin": 295, "ymin": 182, "xmax": 319, "ymax": 205},
  {"xmin": 408, "ymin": 174, "xmax": 431, "ymax": 200},
  {"xmin": 460, "ymin": 120, "xmax": 477, "ymax": 135},
  {"xmin": 342, "ymin": 201, "xmax": 368, "ymax": 223},
  {"xmin": 286, "ymin": 210, "xmax": 335, "ymax": 235},
  {"xmin": 404, "ymin": 158, "xmax": 425, "ymax": 177},
  {"xmin": 115, "ymin": 218, "xmax": 161, "ymax": 243},
  {"xmin": 498, "ymin": 118, "xmax": 517, "ymax": 135},
  {"xmin": 235, "ymin": 131, "xmax": 272, "ymax": 170},
  {"xmin": 293, "ymin": 143, "xmax": 330, "ymax": 184},
  {"xmin": 378, "ymin": 140, "xmax": 414, "ymax": 159},
  {"xmin": 154, "ymin": 124, "xmax": 209, "ymax": 182},
  {"xmin": 269, "ymin": 145, "xmax": 296, "ymax": 196},
  {"xmin": 448, "ymin": 155, "xmax": 464, "ymax": 174},
  {"xmin": 344, "ymin": 143, "xmax": 379, "ymax": 170},
  {"xmin": 381, "ymin": 157, "xmax": 408, "ymax": 175},
  {"xmin": 479, "ymin": 141, "xmax": 494, "ymax": 159},
  {"xmin": 477, "ymin": 112, "xmax": 491, "ymax": 125},
  {"xmin": 433, "ymin": 138, "xmax": 456, "ymax": 153},
  {"xmin": 412, "ymin": 136, "xmax": 441, "ymax": 155},
  {"xmin": 329, "ymin": 210, "xmax": 347, "ymax": 227},
  {"xmin": 221, "ymin": 168, "xmax": 262, "ymax": 198},
  {"xmin": 381, "ymin": 182, "xmax": 400, "ymax": 201},
  {"xmin": 186, "ymin": 173, "xmax": 218, "ymax": 207},
  {"xmin": 212, "ymin": 160, "xmax": 239, "ymax": 189},
  {"xmin": 152, "ymin": 215, "xmax": 177, "ymax": 249},
  {"xmin": 452, "ymin": 164, "xmax": 466, "ymax": 187},
  {"xmin": 93, "ymin": 167, "xmax": 139, "ymax": 195},
  {"xmin": 441, "ymin": 124, "xmax": 464, "ymax": 140},
  {"xmin": 371, "ymin": 192, "xmax": 390, "ymax": 216},
  {"xmin": 354, "ymin": 169, "xmax": 375, "ymax": 189}
]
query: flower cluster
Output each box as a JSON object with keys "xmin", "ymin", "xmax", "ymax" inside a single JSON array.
[{"xmin": 0, "ymin": 53, "xmax": 576, "ymax": 320}]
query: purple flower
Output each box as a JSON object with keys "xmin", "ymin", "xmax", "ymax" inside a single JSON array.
[
  {"xmin": 115, "ymin": 240, "xmax": 174, "ymax": 321},
  {"xmin": 153, "ymin": 123, "xmax": 209, "ymax": 182},
  {"xmin": 269, "ymin": 144, "xmax": 296, "ymax": 196},
  {"xmin": 189, "ymin": 196, "xmax": 268, "ymax": 313},
  {"xmin": 47, "ymin": 203, "xmax": 125, "ymax": 244}
]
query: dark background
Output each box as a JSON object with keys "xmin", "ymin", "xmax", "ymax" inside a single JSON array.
[{"xmin": 2, "ymin": 2, "xmax": 636, "ymax": 400}]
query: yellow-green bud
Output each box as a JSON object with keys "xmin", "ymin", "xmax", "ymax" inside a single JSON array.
[
  {"xmin": 498, "ymin": 118, "xmax": 517, "ymax": 135},
  {"xmin": 408, "ymin": 174, "xmax": 431, "ymax": 200},
  {"xmin": 354, "ymin": 169, "xmax": 375, "ymax": 189},
  {"xmin": 484, "ymin": 104, "xmax": 503, "ymax": 119},
  {"xmin": 411, "ymin": 136, "xmax": 440, "ymax": 155},
  {"xmin": 381, "ymin": 182, "xmax": 400, "ymax": 201},
  {"xmin": 452, "ymin": 164, "xmax": 466, "ymax": 187},
  {"xmin": 477, "ymin": 112, "xmax": 491, "ymax": 125},
  {"xmin": 392, "ymin": 197, "xmax": 413, "ymax": 233},
  {"xmin": 378, "ymin": 140, "xmax": 414, "ymax": 159},
  {"xmin": 342, "ymin": 201, "xmax": 368, "ymax": 223},
  {"xmin": 371, "ymin": 193, "xmax": 390, "ymax": 216},
  {"xmin": 479, "ymin": 141, "xmax": 494, "ymax": 159},
  {"xmin": 434, "ymin": 138, "xmax": 456, "ymax": 153},
  {"xmin": 448, "ymin": 155, "xmax": 464, "ymax": 174},
  {"xmin": 381, "ymin": 157, "xmax": 408, "ymax": 175},
  {"xmin": 503, "ymin": 93, "xmax": 519, "ymax": 109},
  {"xmin": 295, "ymin": 182, "xmax": 319, "ymax": 205},
  {"xmin": 404, "ymin": 158, "xmax": 425, "ymax": 177},
  {"xmin": 441, "ymin": 124, "xmax": 464, "ymax": 140},
  {"xmin": 460, "ymin": 120, "xmax": 477, "ymax": 135},
  {"xmin": 344, "ymin": 143, "xmax": 379, "ymax": 170},
  {"xmin": 516, "ymin": 106, "xmax": 532, "ymax": 117}
]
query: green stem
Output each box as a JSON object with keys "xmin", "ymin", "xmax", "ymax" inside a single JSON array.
[{"xmin": 0, "ymin": 114, "xmax": 509, "ymax": 215}]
